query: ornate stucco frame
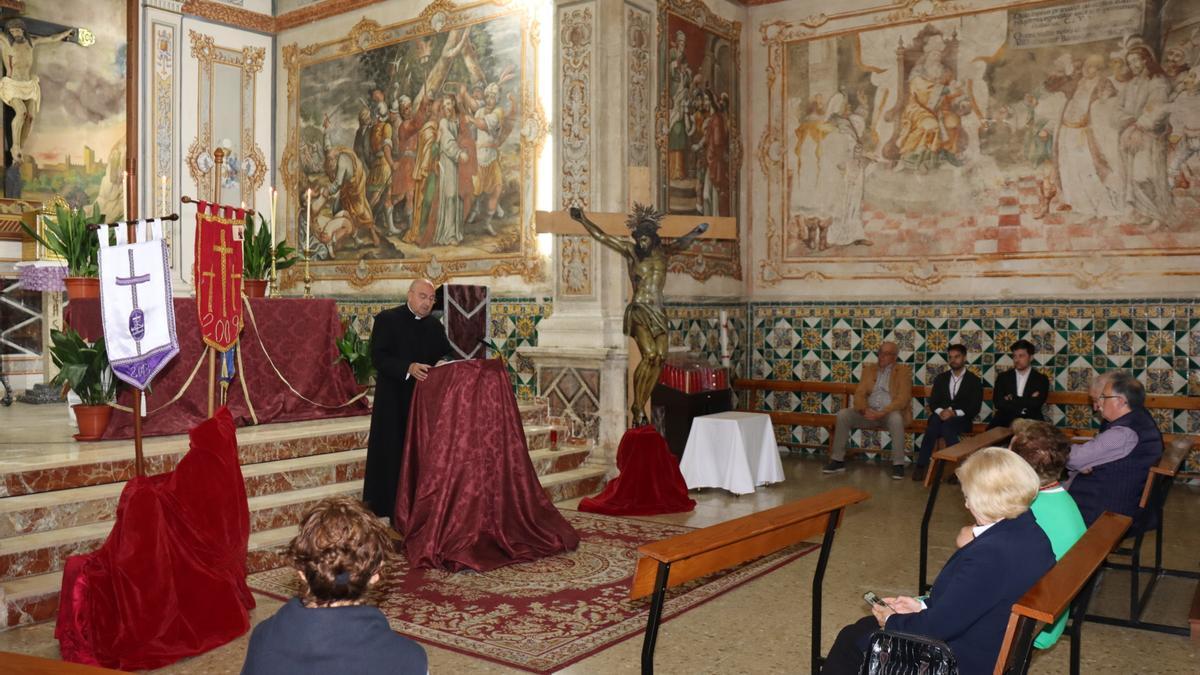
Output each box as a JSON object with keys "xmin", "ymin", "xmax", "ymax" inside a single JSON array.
[
  {"xmin": 755, "ymin": 0, "xmax": 1200, "ymax": 291},
  {"xmin": 186, "ymin": 30, "xmax": 268, "ymax": 207},
  {"xmin": 279, "ymin": 0, "xmax": 549, "ymax": 288},
  {"xmin": 655, "ymin": 0, "xmax": 743, "ymax": 281}
]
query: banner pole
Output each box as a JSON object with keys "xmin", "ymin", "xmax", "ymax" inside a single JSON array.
[{"xmin": 127, "ymin": 168, "xmax": 145, "ymax": 478}]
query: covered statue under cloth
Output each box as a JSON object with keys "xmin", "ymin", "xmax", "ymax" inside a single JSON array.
[{"xmin": 393, "ymin": 359, "xmax": 579, "ymax": 572}]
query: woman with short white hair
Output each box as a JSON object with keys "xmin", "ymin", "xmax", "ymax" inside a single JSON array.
[{"xmin": 822, "ymin": 447, "xmax": 1056, "ymax": 675}]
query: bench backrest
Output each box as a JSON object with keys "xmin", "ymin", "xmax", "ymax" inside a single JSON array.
[
  {"xmin": 994, "ymin": 512, "xmax": 1132, "ymax": 674},
  {"xmin": 1139, "ymin": 438, "xmax": 1190, "ymax": 509},
  {"xmin": 734, "ymin": 379, "xmax": 1200, "ymax": 412},
  {"xmin": 629, "ymin": 486, "xmax": 869, "ymax": 600}
]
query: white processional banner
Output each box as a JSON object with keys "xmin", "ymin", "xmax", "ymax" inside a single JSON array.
[{"xmin": 97, "ymin": 219, "xmax": 179, "ymax": 390}]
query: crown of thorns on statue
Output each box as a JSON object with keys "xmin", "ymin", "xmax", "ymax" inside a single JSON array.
[{"xmin": 626, "ymin": 203, "xmax": 664, "ymax": 238}]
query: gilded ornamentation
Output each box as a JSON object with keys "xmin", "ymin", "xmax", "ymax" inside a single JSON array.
[
  {"xmin": 626, "ymin": 5, "xmax": 651, "ymax": 168},
  {"xmin": 181, "ymin": 0, "xmax": 274, "ymax": 33},
  {"xmin": 559, "ymin": 3, "xmax": 593, "ymax": 209},
  {"xmin": 280, "ymin": 1, "xmax": 545, "ymax": 287},
  {"xmin": 186, "ymin": 30, "xmax": 266, "ymax": 207}
]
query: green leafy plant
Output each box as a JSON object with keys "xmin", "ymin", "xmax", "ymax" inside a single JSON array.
[
  {"xmin": 242, "ymin": 213, "xmax": 300, "ymax": 280},
  {"xmin": 49, "ymin": 328, "xmax": 116, "ymax": 405},
  {"xmin": 335, "ymin": 324, "xmax": 375, "ymax": 386},
  {"xmin": 20, "ymin": 204, "xmax": 104, "ymax": 277}
]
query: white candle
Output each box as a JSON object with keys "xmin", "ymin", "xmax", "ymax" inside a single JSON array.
[
  {"xmin": 240, "ymin": 200, "xmax": 246, "ymax": 211},
  {"xmin": 269, "ymin": 187, "xmax": 277, "ymax": 245},
  {"xmin": 121, "ymin": 170, "xmax": 128, "ymax": 219},
  {"xmin": 305, "ymin": 188, "xmax": 312, "ymax": 248},
  {"xmin": 159, "ymin": 175, "xmax": 167, "ymax": 216}
]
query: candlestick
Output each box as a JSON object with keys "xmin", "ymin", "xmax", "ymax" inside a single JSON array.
[
  {"xmin": 303, "ymin": 244, "xmax": 313, "ymax": 299},
  {"xmin": 269, "ymin": 187, "xmax": 278, "ymax": 297},
  {"xmin": 305, "ymin": 188, "xmax": 312, "ymax": 248},
  {"xmin": 719, "ymin": 310, "xmax": 731, "ymax": 368}
]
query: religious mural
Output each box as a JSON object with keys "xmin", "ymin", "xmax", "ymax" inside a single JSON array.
[
  {"xmin": 3, "ymin": 0, "xmax": 126, "ymax": 216},
  {"xmin": 658, "ymin": 0, "xmax": 740, "ymax": 219},
  {"xmin": 762, "ymin": 0, "xmax": 1200, "ymax": 278},
  {"xmin": 281, "ymin": 1, "xmax": 545, "ymax": 287}
]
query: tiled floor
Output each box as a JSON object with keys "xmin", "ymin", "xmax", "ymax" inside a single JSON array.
[{"xmin": 0, "ymin": 453, "xmax": 1196, "ymax": 673}]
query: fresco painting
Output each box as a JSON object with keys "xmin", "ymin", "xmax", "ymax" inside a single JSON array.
[
  {"xmin": 781, "ymin": 0, "xmax": 1200, "ymax": 261},
  {"xmin": 292, "ymin": 12, "xmax": 525, "ymax": 265}
]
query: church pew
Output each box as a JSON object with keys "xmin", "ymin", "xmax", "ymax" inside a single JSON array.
[
  {"xmin": 994, "ymin": 512, "xmax": 1131, "ymax": 675},
  {"xmin": 629, "ymin": 486, "xmax": 870, "ymax": 675},
  {"xmin": 1085, "ymin": 440, "xmax": 1200, "ymax": 637},
  {"xmin": 733, "ymin": 379, "xmax": 1200, "ymax": 462},
  {"xmin": 0, "ymin": 652, "xmax": 128, "ymax": 673},
  {"xmin": 917, "ymin": 426, "xmax": 1013, "ymax": 593}
]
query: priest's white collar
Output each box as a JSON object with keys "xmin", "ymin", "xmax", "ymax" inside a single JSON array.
[{"xmin": 407, "ymin": 302, "xmax": 425, "ymax": 319}]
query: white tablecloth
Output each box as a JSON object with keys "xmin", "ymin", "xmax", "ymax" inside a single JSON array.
[{"xmin": 679, "ymin": 411, "xmax": 785, "ymax": 495}]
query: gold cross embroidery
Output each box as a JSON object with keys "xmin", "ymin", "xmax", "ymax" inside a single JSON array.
[
  {"xmin": 200, "ymin": 270, "xmax": 215, "ymax": 313},
  {"xmin": 212, "ymin": 229, "xmax": 234, "ymax": 315}
]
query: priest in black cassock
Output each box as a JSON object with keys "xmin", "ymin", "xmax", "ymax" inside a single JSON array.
[{"xmin": 363, "ymin": 279, "xmax": 451, "ymax": 520}]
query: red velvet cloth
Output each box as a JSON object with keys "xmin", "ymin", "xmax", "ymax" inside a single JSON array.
[
  {"xmin": 55, "ymin": 408, "xmax": 255, "ymax": 670},
  {"xmin": 394, "ymin": 359, "xmax": 580, "ymax": 571},
  {"xmin": 578, "ymin": 426, "xmax": 696, "ymax": 516},
  {"xmin": 64, "ymin": 298, "xmax": 369, "ymax": 439}
]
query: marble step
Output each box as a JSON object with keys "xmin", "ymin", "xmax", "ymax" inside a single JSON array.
[
  {"xmin": 0, "ymin": 450, "xmax": 369, "ymax": 539},
  {"xmin": 0, "ymin": 419, "xmax": 371, "ymax": 498},
  {"xmin": 1, "ymin": 462, "xmax": 609, "ymax": 630},
  {"xmin": 0, "ymin": 408, "xmax": 558, "ymax": 499},
  {"xmin": 0, "ymin": 481, "xmax": 364, "ymax": 584}
]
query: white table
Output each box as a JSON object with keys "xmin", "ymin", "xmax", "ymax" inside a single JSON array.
[{"xmin": 679, "ymin": 411, "xmax": 785, "ymax": 495}]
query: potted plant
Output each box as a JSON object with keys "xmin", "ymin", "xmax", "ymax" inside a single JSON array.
[
  {"xmin": 48, "ymin": 327, "xmax": 117, "ymax": 441},
  {"xmin": 20, "ymin": 204, "xmax": 104, "ymax": 299},
  {"xmin": 242, "ymin": 213, "xmax": 299, "ymax": 297},
  {"xmin": 335, "ymin": 323, "xmax": 375, "ymax": 389}
]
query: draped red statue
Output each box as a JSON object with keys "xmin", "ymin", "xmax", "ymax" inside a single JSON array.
[
  {"xmin": 55, "ymin": 409, "xmax": 254, "ymax": 670},
  {"xmin": 394, "ymin": 359, "xmax": 579, "ymax": 571}
]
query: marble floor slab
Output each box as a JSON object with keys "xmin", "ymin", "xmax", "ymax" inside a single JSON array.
[{"xmin": 0, "ymin": 453, "xmax": 1195, "ymax": 673}]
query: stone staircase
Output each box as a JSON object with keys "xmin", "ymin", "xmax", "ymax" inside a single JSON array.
[{"xmin": 0, "ymin": 401, "xmax": 606, "ymax": 629}]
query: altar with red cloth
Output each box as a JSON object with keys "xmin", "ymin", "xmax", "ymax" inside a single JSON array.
[
  {"xmin": 64, "ymin": 298, "xmax": 369, "ymax": 439},
  {"xmin": 394, "ymin": 359, "xmax": 579, "ymax": 572}
]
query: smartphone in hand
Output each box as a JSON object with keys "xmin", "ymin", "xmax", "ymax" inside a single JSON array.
[{"xmin": 863, "ymin": 591, "xmax": 891, "ymax": 609}]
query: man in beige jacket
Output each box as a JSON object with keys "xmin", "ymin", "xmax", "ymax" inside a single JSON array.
[{"xmin": 823, "ymin": 341, "xmax": 913, "ymax": 479}]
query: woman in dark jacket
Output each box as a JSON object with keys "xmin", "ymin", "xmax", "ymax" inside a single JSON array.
[{"xmin": 822, "ymin": 447, "xmax": 1056, "ymax": 675}]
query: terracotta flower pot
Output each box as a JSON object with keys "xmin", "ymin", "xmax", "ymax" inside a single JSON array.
[
  {"xmin": 64, "ymin": 276, "xmax": 100, "ymax": 300},
  {"xmin": 243, "ymin": 279, "xmax": 268, "ymax": 298},
  {"xmin": 72, "ymin": 403, "xmax": 113, "ymax": 441}
]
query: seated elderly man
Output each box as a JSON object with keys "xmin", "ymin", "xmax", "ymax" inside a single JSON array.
[
  {"xmin": 1067, "ymin": 371, "xmax": 1163, "ymax": 526},
  {"xmin": 823, "ymin": 341, "xmax": 913, "ymax": 480}
]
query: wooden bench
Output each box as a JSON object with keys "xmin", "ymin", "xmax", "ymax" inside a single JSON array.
[
  {"xmin": 1085, "ymin": 439, "xmax": 1200, "ymax": 637},
  {"xmin": 0, "ymin": 652, "xmax": 127, "ymax": 673},
  {"xmin": 629, "ymin": 486, "xmax": 870, "ymax": 674},
  {"xmin": 733, "ymin": 379, "xmax": 1200, "ymax": 468},
  {"xmin": 994, "ymin": 512, "xmax": 1132, "ymax": 675},
  {"xmin": 917, "ymin": 426, "xmax": 1013, "ymax": 593}
]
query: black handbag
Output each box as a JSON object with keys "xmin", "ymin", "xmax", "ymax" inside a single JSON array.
[{"xmin": 860, "ymin": 629, "xmax": 958, "ymax": 675}]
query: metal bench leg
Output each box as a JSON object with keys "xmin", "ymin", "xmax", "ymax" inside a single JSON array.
[
  {"xmin": 641, "ymin": 561, "xmax": 671, "ymax": 675},
  {"xmin": 811, "ymin": 509, "xmax": 841, "ymax": 675},
  {"xmin": 918, "ymin": 461, "xmax": 945, "ymax": 594},
  {"xmin": 1068, "ymin": 574, "xmax": 1100, "ymax": 675}
]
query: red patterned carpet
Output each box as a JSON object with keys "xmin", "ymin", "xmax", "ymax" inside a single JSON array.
[{"xmin": 247, "ymin": 510, "xmax": 818, "ymax": 673}]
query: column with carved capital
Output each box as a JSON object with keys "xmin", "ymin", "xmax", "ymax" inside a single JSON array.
[{"xmin": 520, "ymin": 0, "xmax": 651, "ymax": 466}]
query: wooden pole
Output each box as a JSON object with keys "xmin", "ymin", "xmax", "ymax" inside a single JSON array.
[
  {"xmin": 206, "ymin": 346, "xmax": 216, "ymax": 418},
  {"xmin": 205, "ymin": 149, "xmax": 226, "ymax": 418}
]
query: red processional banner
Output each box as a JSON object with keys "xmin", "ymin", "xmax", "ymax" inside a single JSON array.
[{"xmin": 193, "ymin": 201, "xmax": 245, "ymax": 352}]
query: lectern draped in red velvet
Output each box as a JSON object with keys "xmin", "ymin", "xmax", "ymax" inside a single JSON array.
[
  {"xmin": 578, "ymin": 426, "xmax": 696, "ymax": 516},
  {"xmin": 55, "ymin": 409, "xmax": 254, "ymax": 670},
  {"xmin": 394, "ymin": 359, "xmax": 580, "ymax": 572}
]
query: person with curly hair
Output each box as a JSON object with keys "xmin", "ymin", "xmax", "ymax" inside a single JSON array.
[{"xmin": 241, "ymin": 496, "xmax": 427, "ymax": 674}]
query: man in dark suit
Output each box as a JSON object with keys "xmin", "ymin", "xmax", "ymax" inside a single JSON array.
[
  {"xmin": 912, "ymin": 344, "xmax": 983, "ymax": 481},
  {"xmin": 988, "ymin": 339, "xmax": 1049, "ymax": 429},
  {"xmin": 363, "ymin": 279, "xmax": 451, "ymax": 520}
]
